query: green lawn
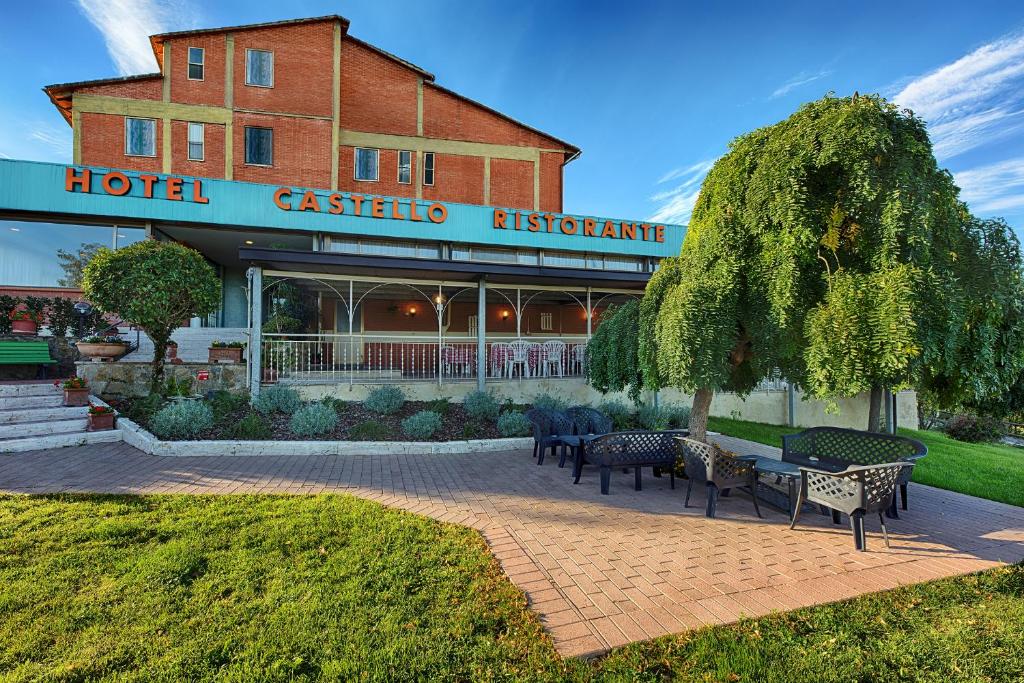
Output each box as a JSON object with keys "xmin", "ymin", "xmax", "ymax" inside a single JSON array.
[
  {"xmin": 2, "ymin": 494, "xmax": 1024, "ymax": 681},
  {"xmin": 708, "ymin": 416, "xmax": 1024, "ymax": 508}
]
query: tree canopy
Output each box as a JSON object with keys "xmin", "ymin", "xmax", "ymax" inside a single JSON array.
[
  {"xmin": 589, "ymin": 93, "xmax": 1024, "ymax": 438},
  {"xmin": 82, "ymin": 240, "xmax": 220, "ymax": 391}
]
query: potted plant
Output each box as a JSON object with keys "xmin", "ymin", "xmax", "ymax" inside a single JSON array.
[
  {"xmin": 10, "ymin": 310, "xmax": 42, "ymax": 335},
  {"xmin": 87, "ymin": 404, "xmax": 116, "ymax": 431},
  {"xmin": 76, "ymin": 335, "xmax": 129, "ymax": 360},
  {"xmin": 58, "ymin": 377, "xmax": 90, "ymax": 407},
  {"xmin": 209, "ymin": 340, "xmax": 245, "ymax": 363}
]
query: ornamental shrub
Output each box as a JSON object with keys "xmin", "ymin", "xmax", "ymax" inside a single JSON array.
[
  {"xmin": 463, "ymin": 390, "xmax": 500, "ymax": 421},
  {"xmin": 363, "ymin": 386, "xmax": 405, "ymax": 415},
  {"xmin": 289, "ymin": 403, "xmax": 338, "ymax": 437},
  {"xmin": 598, "ymin": 400, "xmax": 636, "ymax": 430},
  {"xmin": 231, "ymin": 413, "xmax": 272, "ymax": 440},
  {"xmin": 532, "ymin": 393, "xmax": 570, "ymax": 412},
  {"xmin": 401, "ymin": 410, "xmax": 442, "ymax": 439},
  {"xmin": 254, "ymin": 385, "xmax": 302, "ymax": 415},
  {"xmin": 150, "ymin": 400, "xmax": 214, "ymax": 439},
  {"xmin": 638, "ymin": 403, "xmax": 691, "ymax": 431},
  {"xmin": 944, "ymin": 415, "xmax": 1004, "ymax": 443},
  {"xmin": 348, "ymin": 420, "xmax": 389, "ymax": 440},
  {"xmin": 425, "ymin": 398, "xmax": 451, "ymax": 416},
  {"xmin": 496, "ymin": 411, "xmax": 532, "ymax": 437}
]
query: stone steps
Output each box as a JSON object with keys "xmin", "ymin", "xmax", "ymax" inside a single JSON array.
[
  {"xmin": 0, "ymin": 418, "xmax": 88, "ymax": 439},
  {"xmin": 0, "ymin": 405, "xmax": 89, "ymax": 425},
  {"xmin": 120, "ymin": 327, "xmax": 249, "ymax": 363},
  {"xmin": 0, "ymin": 393, "xmax": 63, "ymax": 411},
  {"xmin": 0, "ymin": 383, "xmax": 121, "ymax": 453},
  {"xmin": 0, "ymin": 383, "xmax": 57, "ymax": 398}
]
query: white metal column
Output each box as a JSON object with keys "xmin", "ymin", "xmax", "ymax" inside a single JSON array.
[
  {"xmin": 476, "ymin": 278, "xmax": 486, "ymax": 391},
  {"xmin": 247, "ymin": 266, "xmax": 263, "ymax": 402}
]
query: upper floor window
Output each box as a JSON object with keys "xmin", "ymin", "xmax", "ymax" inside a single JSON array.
[
  {"xmin": 354, "ymin": 148, "xmax": 379, "ymax": 181},
  {"xmin": 423, "ymin": 152, "xmax": 435, "ymax": 186},
  {"xmin": 397, "ymin": 150, "xmax": 412, "ymax": 184},
  {"xmin": 187, "ymin": 122, "xmax": 204, "ymax": 161},
  {"xmin": 244, "ymin": 126, "xmax": 273, "ymax": 166},
  {"xmin": 187, "ymin": 47, "xmax": 204, "ymax": 80},
  {"xmin": 245, "ymin": 49, "xmax": 274, "ymax": 87},
  {"xmin": 124, "ymin": 117, "xmax": 156, "ymax": 157}
]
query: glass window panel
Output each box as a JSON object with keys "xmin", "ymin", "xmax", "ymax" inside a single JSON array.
[
  {"xmin": 470, "ymin": 247, "xmax": 517, "ymax": 263},
  {"xmin": 451, "ymin": 246, "xmax": 470, "ymax": 261},
  {"xmin": 244, "ymin": 127, "xmax": 273, "ymax": 165},
  {"xmin": 355, "ymin": 148, "xmax": 378, "ymax": 181},
  {"xmin": 0, "ymin": 219, "xmax": 118, "ymax": 288},
  {"xmin": 125, "ymin": 118, "xmax": 155, "ymax": 156},
  {"xmin": 245, "ymin": 49, "xmax": 273, "ymax": 86},
  {"xmin": 603, "ymin": 256, "xmax": 644, "ymax": 272},
  {"xmin": 187, "ymin": 47, "xmax": 204, "ymax": 80},
  {"xmin": 397, "ymin": 150, "xmax": 412, "ymax": 184},
  {"xmin": 423, "ymin": 152, "xmax": 435, "ymax": 186},
  {"xmin": 587, "ymin": 254, "xmax": 604, "ymax": 269},
  {"xmin": 113, "ymin": 227, "xmax": 146, "ymax": 250},
  {"xmin": 327, "ymin": 238, "xmax": 359, "ymax": 254},
  {"xmin": 187, "ymin": 122, "xmax": 204, "ymax": 161},
  {"xmin": 517, "ymin": 251, "xmax": 539, "ymax": 265},
  {"xmin": 335, "ymin": 301, "xmax": 362, "ymax": 333},
  {"xmin": 359, "ymin": 240, "xmax": 420, "ymax": 258},
  {"xmin": 543, "ymin": 251, "xmax": 586, "ymax": 268}
]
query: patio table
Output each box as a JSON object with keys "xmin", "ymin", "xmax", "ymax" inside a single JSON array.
[{"xmin": 738, "ymin": 455, "xmax": 842, "ymax": 523}]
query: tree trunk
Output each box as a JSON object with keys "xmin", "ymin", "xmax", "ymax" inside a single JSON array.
[
  {"xmin": 689, "ymin": 387, "xmax": 714, "ymax": 442},
  {"xmin": 867, "ymin": 384, "xmax": 884, "ymax": 432},
  {"xmin": 150, "ymin": 338, "xmax": 167, "ymax": 394}
]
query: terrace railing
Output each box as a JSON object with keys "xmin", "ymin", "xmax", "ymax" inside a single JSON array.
[{"xmin": 260, "ymin": 333, "xmax": 587, "ymax": 385}]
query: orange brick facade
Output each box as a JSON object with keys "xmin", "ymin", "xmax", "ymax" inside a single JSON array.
[{"xmin": 48, "ymin": 16, "xmax": 577, "ymax": 213}]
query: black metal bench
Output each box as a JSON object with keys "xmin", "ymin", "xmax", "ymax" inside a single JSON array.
[
  {"xmin": 573, "ymin": 430, "xmax": 686, "ymax": 494},
  {"xmin": 782, "ymin": 427, "xmax": 927, "ymax": 516}
]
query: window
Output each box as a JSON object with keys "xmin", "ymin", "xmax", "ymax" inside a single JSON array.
[
  {"xmin": 187, "ymin": 47, "xmax": 204, "ymax": 80},
  {"xmin": 354, "ymin": 148, "xmax": 379, "ymax": 181},
  {"xmin": 245, "ymin": 48, "xmax": 274, "ymax": 87},
  {"xmin": 397, "ymin": 150, "xmax": 412, "ymax": 184},
  {"xmin": 423, "ymin": 152, "xmax": 435, "ymax": 186},
  {"xmin": 244, "ymin": 126, "xmax": 273, "ymax": 166},
  {"xmin": 187, "ymin": 122, "xmax": 204, "ymax": 161},
  {"xmin": 450, "ymin": 245, "xmax": 539, "ymax": 266},
  {"xmin": 540, "ymin": 312, "xmax": 553, "ymax": 331},
  {"xmin": 468, "ymin": 315, "xmax": 478, "ymax": 337},
  {"xmin": 124, "ymin": 117, "xmax": 156, "ymax": 157},
  {"xmin": 326, "ymin": 237, "xmax": 440, "ymax": 259},
  {"xmin": 603, "ymin": 255, "xmax": 645, "ymax": 272},
  {"xmin": 543, "ymin": 251, "xmax": 587, "ymax": 269},
  {"xmin": 0, "ymin": 220, "xmax": 144, "ymax": 287}
]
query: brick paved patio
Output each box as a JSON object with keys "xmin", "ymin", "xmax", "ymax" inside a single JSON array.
[{"xmin": 2, "ymin": 438, "xmax": 1023, "ymax": 658}]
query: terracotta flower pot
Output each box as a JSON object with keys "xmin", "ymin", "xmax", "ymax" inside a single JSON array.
[
  {"xmin": 63, "ymin": 387, "xmax": 90, "ymax": 407},
  {"xmin": 11, "ymin": 319, "xmax": 38, "ymax": 335},
  {"xmin": 209, "ymin": 347, "xmax": 243, "ymax": 363},
  {"xmin": 166, "ymin": 344, "xmax": 178, "ymax": 360},
  {"xmin": 76, "ymin": 342, "xmax": 128, "ymax": 359},
  {"xmin": 88, "ymin": 412, "xmax": 116, "ymax": 431}
]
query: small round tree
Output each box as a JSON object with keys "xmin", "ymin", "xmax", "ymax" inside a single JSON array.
[{"xmin": 82, "ymin": 240, "xmax": 220, "ymax": 391}]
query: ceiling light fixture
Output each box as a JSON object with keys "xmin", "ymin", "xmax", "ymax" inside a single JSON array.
[{"xmin": 244, "ymin": 240, "xmax": 254, "ymax": 245}]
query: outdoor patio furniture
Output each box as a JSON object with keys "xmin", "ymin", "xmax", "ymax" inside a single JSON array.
[
  {"xmin": 574, "ymin": 430, "xmax": 680, "ymax": 494},
  {"xmin": 570, "ymin": 344, "xmax": 587, "ymax": 374},
  {"xmin": 508, "ymin": 340, "xmax": 532, "ymax": 378},
  {"xmin": 489, "ymin": 342, "xmax": 512, "ymax": 377},
  {"xmin": 678, "ymin": 437, "xmax": 762, "ymax": 519},
  {"xmin": 526, "ymin": 409, "xmax": 579, "ymax": 466},
  {"xmin": 782, "ymin": 427, "xmax": 927, "ymax": 517},
  {"xmin": 790, "ymin": 462, "xmax": 910, "ymax": 551},
  {"xmin": 442, "ymin": 344, "xmax": 475, "ymax": 377},
  {"xmin": 0, "ymin": 340, "xmax": 57, "ymax": 378},
  {"xmin": 541, "ymin": 340, "xmax": 566, "ymax": 377}
]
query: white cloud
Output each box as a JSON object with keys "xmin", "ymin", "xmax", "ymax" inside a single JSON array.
[
  {"xmin": 893, "ymin": 31, "xmax": 1024, "ymax": 160},
  {"xmin": 74, "ymin": 0, "xmax": 201, "ymax": 75},
  {"xmin": 648, "ymin": 158, "xmax": 717, "ymax": 224},
  {"xmin": 770, "ymin": 69, "xmax": 832, "ymax": 99},
  {"xmin": 953, "ymin": 158, "xmax": 1024, "ymax": 214}
]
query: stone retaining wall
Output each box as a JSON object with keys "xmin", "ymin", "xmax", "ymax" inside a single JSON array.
[{"xmin": 76, "ymin": 360, "xmax": 247, "ymax": 398}]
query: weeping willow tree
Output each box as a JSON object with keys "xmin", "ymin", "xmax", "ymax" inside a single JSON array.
[
  {"xmin": 586, "ymin": 300, "xmax": 644, "ymax": 402},
  {"xmin": 591, "ymin": 94, "xmax": 1024, "ymax": 440}
]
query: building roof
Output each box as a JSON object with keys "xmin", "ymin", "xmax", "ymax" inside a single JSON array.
[
  {"xmin": 148, "ymin": 15, "xmax": 352, "ymax": 71},
  {"xmin": 40, "ymin": 15, "xmax": 579, "ymax": 157}
]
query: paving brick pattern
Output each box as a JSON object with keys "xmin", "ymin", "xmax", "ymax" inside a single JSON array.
[{"xmin": 2, "ymin": 437, "xmax": 1023, "ymax": 658}]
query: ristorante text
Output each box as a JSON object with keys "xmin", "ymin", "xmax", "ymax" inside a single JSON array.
[{"xmin": 493, "ymin": 209, "xmax": 665, "ymax": 242}]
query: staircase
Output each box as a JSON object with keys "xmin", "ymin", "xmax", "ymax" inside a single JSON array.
[
  {"xmin": 0, "ymin": 383, "xmax": 122, "ymax": 453},
  {"xmin": 119, "ymin": 327, "xmax": 249, "ymax": 363}
]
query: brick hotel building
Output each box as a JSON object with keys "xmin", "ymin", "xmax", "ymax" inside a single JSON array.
[{"xmin": 0, "ymin": 15, "xmax": 684, "ymax": 400}]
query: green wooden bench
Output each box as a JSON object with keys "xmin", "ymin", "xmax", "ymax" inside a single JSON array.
[{"xmin": 0, "ymin": 340, "xmax": 57, "ymax": 378}]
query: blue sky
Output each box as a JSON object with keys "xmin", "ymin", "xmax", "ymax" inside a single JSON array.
[{"xmin": 2, "ymin": 0, "xmax": 1024, "ymax": 232}]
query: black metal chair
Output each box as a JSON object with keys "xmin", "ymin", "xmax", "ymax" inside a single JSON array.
[{"xmin": 678, "ymin": 437, "xmax": 762, "ymax": 519}]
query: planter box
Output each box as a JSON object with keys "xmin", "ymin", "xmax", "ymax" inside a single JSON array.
[
  {"xmin": 209, "ymin": 347, "xmax": 243, "ymax": 363},
  {"xmin": 77, "ymin": 342, "xmax": 128, "ymax": 359},
  {"xmin": 11, "ymin": 319, "xmax": 38, "ymax": 335},
  {"xmin": 63, "ymin": 387, "xmax": 90, "ymax": 407},
  {"xmin": 88, "ymin": 412, "xmax": 116, "ymax": 431}
]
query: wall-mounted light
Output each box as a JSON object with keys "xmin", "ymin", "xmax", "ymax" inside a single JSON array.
[
  {"xmin": 244, "ymin": 240, "xmax": 254, "ymax": 245},
  {"xmin": 406, "ymin": 305, "xmax": 418, "ymax": 318},
  {"xmin": 500, "ymin": 310, "xmax": 510, "ymax": 320}
]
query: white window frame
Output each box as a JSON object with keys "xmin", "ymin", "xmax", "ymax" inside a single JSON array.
[
  {"xmin": 245, "ymin": 48, "xmax": 274, "ymax": 88},
  {"xmin": 187, "ymin": 46, "xmax": 205, "ymax": 81},
  {"xmin": 244, "ymin": 126, "xmax": 274, "ymax": 167},
  {"xmin": 187, "ymin": 122, "xmax": 205, "ymax": 161},
  {"xmin": 423, "ymin": 152, "xmax": 435, "ymax": 186},
  {"xmin": 124, "ymin": 117, "xmax": 157, "ymax": 157},
  {"xmin": 397, "ymin": 150, "xmax": 412, "ymax": 184},
  {"xmin": 354, "ymin": 147, "xmax": 379, "ymax": 182},
  {"xmin": 540, "ymin": 312, "xmax": 553, "ymax": 331}
]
